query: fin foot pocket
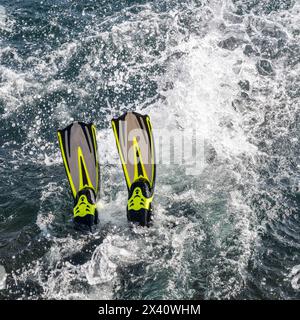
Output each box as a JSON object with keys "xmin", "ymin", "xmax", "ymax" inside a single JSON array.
[
  {"xmin": 73, "ymin": 187, "xmax": 99, "ymax": 230},
  {"xmin": 74, "ymin": 214, "xmax": 95, "ymax": 233},
  {"xmin": 127, "ymin": 207, "xmax": 152, "ymax": 227},
  {"xmin": 126, "ymin": 178, "xmax": 153, "ymax": 227}
]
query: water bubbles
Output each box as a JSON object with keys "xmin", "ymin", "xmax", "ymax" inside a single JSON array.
[
  {"xmin": 0, "ymin": 265, "xmax": 6, "ymax": 290},
  {"xmin": 0, "ymin": 0, "xmax": 298, "ymax": 300},
  {"xmin": 290, "ymin": 265, "xmax": 300, "ymax": 290}
]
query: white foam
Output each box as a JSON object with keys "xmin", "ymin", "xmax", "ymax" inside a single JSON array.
[
  {"xmin": 4, "ymin": 0, "xmax": 298, "ymax": 299},
  {"xmin": 290, "ymin": 265, "xmax": 300, "ymax": 290},
  {"xmin": 0, "ymin": 265, "xmax": 7, "ymax": 290}
]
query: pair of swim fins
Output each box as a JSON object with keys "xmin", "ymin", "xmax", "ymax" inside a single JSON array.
[{"xmin": 57, "ymin": 111, "xmax": 156, "ymax": 231}]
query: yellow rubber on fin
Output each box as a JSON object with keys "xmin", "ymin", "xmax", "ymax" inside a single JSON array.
[
  {"xmin": 133, "ymin": 136, "xmax": 149, "ymax": 183},
  {"xmin": 77, "ymin": 146, "xmax": 94, "ymax": 191},
  {"xmin": 146, "ymin": 116, "xmax": 155, "ymax": 189},
  {"xmin": 127, "ymin": 187, "xmax": 153, "ymax": 211},
  {"xmin": 91, "ymin": 124, "xmax": 99, "ymax": 194},
  {"xmin": 73, "ymin": 194, "xmax": 96, "ymax": 218},
  {"xmin": 57, "ymin": 131, "xmax": 77, "ymax": 198},
  {"xmin": 112, "ymin": 120, "xmax": 132, "ymax": 189}
]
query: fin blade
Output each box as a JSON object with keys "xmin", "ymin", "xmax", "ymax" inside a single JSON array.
[
  {"xmin": 58, "ymin": 122, "xmax": 100, "ymax": 199},
  {"xmin": 112, "ymin": 112, "xmax": 156, "ymax": 193}
]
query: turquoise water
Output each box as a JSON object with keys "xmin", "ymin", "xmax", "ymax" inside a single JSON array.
[{"xmin": 0, "ymin": 0, "xmax": 299, "ymax": 299}]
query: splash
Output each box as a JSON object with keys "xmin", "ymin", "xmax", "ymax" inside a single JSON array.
[{"xmin": 0, "ymin": 0, "xmax": 299, "ymax": 300}]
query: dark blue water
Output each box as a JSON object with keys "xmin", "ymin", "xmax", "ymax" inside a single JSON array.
[{"xmin": 0, "ymin": 0, "xmax": 299, "ymax": 299}]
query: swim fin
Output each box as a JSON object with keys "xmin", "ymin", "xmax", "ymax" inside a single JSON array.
[
  {"xmin": 57, "ymin": 122, "xmax": 100, "ymax": 231},
  {"xmin": 112, "ymin": 111, "xmax": 156, "ymax": 226}
]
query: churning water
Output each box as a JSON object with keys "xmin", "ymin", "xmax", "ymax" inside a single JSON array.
[{"xmin": 0, "ymin": 0, "xmax": 299, "ymax": 299}]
